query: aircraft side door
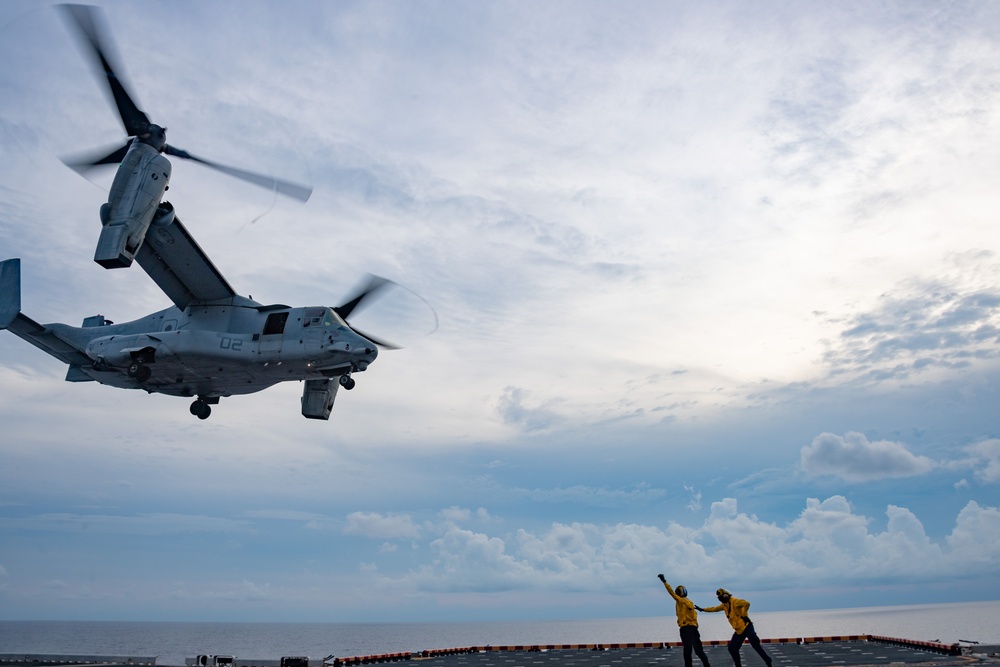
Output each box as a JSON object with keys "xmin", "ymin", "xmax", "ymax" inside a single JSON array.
[
  {"xmin": 258, "ymin": 311, "xmax": 288, "ymax": 357},
  {"xmin": 301, "ymin": 308, "xmax": 327, "ymax": 357}
]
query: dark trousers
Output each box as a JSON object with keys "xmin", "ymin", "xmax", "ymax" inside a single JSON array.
[
  {"xmin": 727, "ymin": 622, "xmax": 771, "ymax": 667},
  {"xmin": 680, "ymin": 624, "xmax": 711, "ymax": 667}
]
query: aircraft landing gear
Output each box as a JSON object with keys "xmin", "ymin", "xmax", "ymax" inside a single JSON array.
[
  {"xmin": 339, "ymin": 374, "xmax": 356, "ymax": 390},
  {"xmin": 126, "ymin": 360, "xmax": 151, "ymax": 383},
  {"xmin": 190, "ymin": 398, "xmax": 212, "ymax": 420}
]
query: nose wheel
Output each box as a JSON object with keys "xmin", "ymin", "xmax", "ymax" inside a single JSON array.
[
  {"xmin": 339, "ymin": 374, "xmax": 356, "ymax": 390},
  {"xmin": 190, "ymin": 398, "xmax": 212, "ymax": 420}
]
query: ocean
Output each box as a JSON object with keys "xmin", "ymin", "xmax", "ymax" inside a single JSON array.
[{"xmin": 2, "ymin": 602, "xmax": 998, "ymax": 666}]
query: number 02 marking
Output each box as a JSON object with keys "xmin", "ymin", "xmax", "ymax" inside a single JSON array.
[{"xmin": 220, "ymin": 337, "xmax": 244, "ymax": 351}]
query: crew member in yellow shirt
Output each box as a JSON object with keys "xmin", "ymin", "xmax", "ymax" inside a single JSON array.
[
  {"xmin": 658, "ymin": 574, "xmax": 711, "ymax": 667},
  {"xmin": 698, "ymin": 588, "xmax": 772, "ymax": 667}
]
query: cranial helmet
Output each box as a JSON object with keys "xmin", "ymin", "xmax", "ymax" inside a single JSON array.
[
  {"xmin": 676, "ymin": 585, "xmax": 688, "ymax": 598},
  {"xmin": 716, "ymin": 588, "xmax": 731, "ymax": 601}
]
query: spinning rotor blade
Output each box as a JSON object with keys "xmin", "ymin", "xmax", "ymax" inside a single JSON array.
[
  {"xmin": 333, "ymin": 275, "xmax": 439, "ymax": 350},
  {"xmin": 334, "ymin": 275, "xmax": 402, "ymax": 350},
  {"xmin": 62, "ymin": 141, "xmax": 131, "ymax": 174},
  {"xmin": 350, "ymin": 326, "xmax": 402, "ymax": 351},
  {"xmin": 334, "ymin": 275, "xmax": 395, "ymax": 321},
  {"xmin": 59, "ymin": 4, "xmax": 150, "ymax": 136},
  {"xmin": 165, "ymin": 146, "xmax": 313, "ymax": 202},
  {"xmin": 58, "ymin": 5, "xmax": 314, "ymax": 203}
]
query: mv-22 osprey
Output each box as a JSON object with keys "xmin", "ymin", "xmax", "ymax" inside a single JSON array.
[{"xmin": 0, "ymin": 5, "xmax": 409, "ymax": 420}]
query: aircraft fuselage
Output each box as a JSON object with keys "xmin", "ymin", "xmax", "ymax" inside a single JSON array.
[{"xmin": 54, "ymin": 298, "xmax": 378, "ymax": 399}]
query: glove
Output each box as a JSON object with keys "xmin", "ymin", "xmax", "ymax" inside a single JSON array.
[
  {"xmin": 657, "ymin": 574, "xmax": 666, "ymax": 582},
  {"xmin": 695, "ymin": 606, "xmax": 705, "ymax": 612}
]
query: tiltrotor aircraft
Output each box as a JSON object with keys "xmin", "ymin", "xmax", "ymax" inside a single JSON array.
[{"xmin": 0, "ymin": 5, "xmax": 406, "ymax": 420}]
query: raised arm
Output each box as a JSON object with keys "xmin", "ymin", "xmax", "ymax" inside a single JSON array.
[{"xmin": 657, "ymin": 573, "xmax": 677, "ymax": 600}]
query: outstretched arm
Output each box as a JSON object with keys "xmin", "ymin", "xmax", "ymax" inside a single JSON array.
[{"xmin": 657, "ymin": 574, "xmax": 678, "ymax": 600}]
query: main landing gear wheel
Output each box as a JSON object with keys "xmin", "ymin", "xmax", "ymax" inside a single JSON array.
[
  {"xmin": 190, "ymin": 399, "xmax": 212, "ymax": 420},
  {"xmin": 126, "ymin": 360, "xmax": 151, "ymax": 383},
  {"xmin": 339, "ymin": 375, "xmax": 356, "ymax": 390}
]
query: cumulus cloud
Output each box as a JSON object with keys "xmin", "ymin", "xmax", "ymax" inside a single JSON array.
[
  {"xmin": 376, "ymin": 497, "xmax": 995, "ymax": 595},
  {"xmin": 439, "ymin": 506, "xmax": 494, "ymax": 524},
  {"xmin": 965, "ymin": 439, "xmax": 1000, "ymax": 484},
  {"xmin": 800, "ymin": 432, "xmax": 936, "ymax": 482},
  {"xmin": 440, "ymin": 507, "xmax": 472, "ymax": 523},
  {"xmin": 946, "ymin": 501, "xmax": 1000, "ymax": 565}
]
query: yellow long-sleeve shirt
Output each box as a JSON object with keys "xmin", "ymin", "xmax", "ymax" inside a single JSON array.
[
  {"xmin": 703, "ymin": 596, "xmax": 752, "ymax": 634},
  {"xmin": 661, "ymin": 581, "xmax": 699, "ymax": 627}
]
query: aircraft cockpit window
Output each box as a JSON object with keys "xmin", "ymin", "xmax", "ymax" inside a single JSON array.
[
  {"xmin": 304, "ymin": 307, "xmax": 325, "ymax": 328},
  {"xmin": 324, "ymin": 309, "xmax": 336, "ymax": 327}
]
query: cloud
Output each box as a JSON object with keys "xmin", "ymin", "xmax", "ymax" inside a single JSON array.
[
  {"xmin": 496, "ymin": 387, "xmax": 563, "ymax": 432},
  {"xmin": 800, "ymin": 432, "xmax": 936, "ymax": 483},
  {"xmin": 822, "ymin": 263, "xmax": 1000, "ymax": 384},
  {"xmin": 439, "ymin": 506, "xmax": 493, "ymax": 524},
  {"xmin": 0, "ymin": 513, "xmax": 252, "ymax": 536},
  {"xmin": 381, "ymin": 497, "xmax": 996, "ymax": 596},
  {"xmin": 440, "ymin": 507, "xmax": 472, "ymax": 523},
  {"xmin": 965, "ymin": 439, "xmax": 1000, "ymax": 484},
  {"xmin": 684, "ymin": 484, "xmax": 702, "ymax": 512},
  {"xmin": 946, "ymin": 501, "xmax": 1000, "ymax": 566},
  {"xmin": 343, "ymin": 511, "xmax": 421, "ymax": 540},
  {"xmin": 243, "ymin": 509, "xmax": 329, "ymax": 521},
  {"xmin": 4, "ymin": 0, "xmax": 1000, "ymax": 622}
]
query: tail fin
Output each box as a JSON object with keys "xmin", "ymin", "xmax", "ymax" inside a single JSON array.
[
  {"xmin": 0, "ymin": 258, "xmax": 21, "ymax": 329},
  {"xmin": 1, "ymin": 258, "xmax": 94, "ymax": 367}
]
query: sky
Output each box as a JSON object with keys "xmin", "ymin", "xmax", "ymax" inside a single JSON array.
[{"xmin": 1, "ymin": 0, "xmax": 999, "ymax": 624}]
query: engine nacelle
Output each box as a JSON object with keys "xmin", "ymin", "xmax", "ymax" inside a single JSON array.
[
  {"xmin": 94, "ymin": 141, "xmax": 172, "ymax": 269},
  {"xmin": 301, "ymin": 378, "xmax": 339, "ymax": 420}
]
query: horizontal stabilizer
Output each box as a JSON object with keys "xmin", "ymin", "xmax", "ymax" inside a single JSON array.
[
  {"xmin": 5, "ymin": 315, "xmax": 94, "ymax": 367},
  {"xmin": 0, "ymin": 258, "xmax": 93, "ymax": 367},
  {"xmin": 1, "ymin": 258, "xmax": 22, "ymax": 329},
  {"xmin": 66, "ymin": 366, "xmax": 96, "ymax": 382}
]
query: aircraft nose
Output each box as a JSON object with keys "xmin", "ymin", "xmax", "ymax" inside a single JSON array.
[
  {"xmin": 345, "ymin": 331, "xmax": 378, "ymax": 359},
  {"xmin": 348, "ymin": 337, "xmax": 377, "ymax": 371}
]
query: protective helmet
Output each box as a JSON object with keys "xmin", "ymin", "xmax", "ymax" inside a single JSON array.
[
  {"xmin": 716, "ymin": 588, "xmax": 731, "ymax": 601},
  {"xmin": 676, "ymin": 585, "xmax": 688, "ymax": 598}
]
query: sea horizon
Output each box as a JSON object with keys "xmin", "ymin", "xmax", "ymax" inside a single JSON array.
[{"xmin": 2, "ymin": 600, "xmax": 999, "ymax": 666}]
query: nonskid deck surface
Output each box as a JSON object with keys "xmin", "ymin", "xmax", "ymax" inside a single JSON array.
[
  {"xmin": 398, "ymin": 637, "xmax": 988, "ymax": 667},
  {"xmin": 3, "ymin": 637, "xmax": 998, "ymax": 667}
]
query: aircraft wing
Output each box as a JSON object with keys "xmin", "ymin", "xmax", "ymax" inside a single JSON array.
[{"xmin": 136, "ymin": 211, "xmax": 237, "ymax": 310}]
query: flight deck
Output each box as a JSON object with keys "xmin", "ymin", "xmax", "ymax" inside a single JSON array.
[{"xmin": 3, "ymin": 636, "xmax": 1000, "ymax": 667}]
